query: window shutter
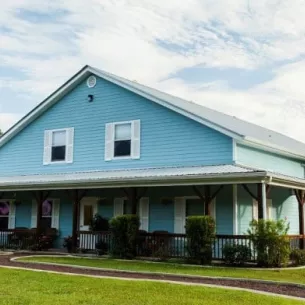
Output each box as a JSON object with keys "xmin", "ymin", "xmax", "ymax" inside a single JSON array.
[
  {"xmin": 113, "ymin": 198, "xmax": 124, "ymax": 217},
  {"xmin": 139, "ymin": 197, "xmax": 149, "ymax": 231},
  {"xmin": 252, "ymin": 200, "xmax": 258, "ymax": 221},
  {"xmin": 51, "ymin": 199, "xmax": 60, "ymax": 229},
  {"xmin": 8, "ymin": 201, "xmax": 16, "ymax": 229},
  {"xmin": 267, "ymin": 199, "xmax": 273, "ymax": 220},
  {"xmin": 210, "ymin": 199, "xmax": 216, "ymax": 221},
  {"xmin": 43, "ymin": 130, "xmax": 52, "ymax": 165},
  {"xmin": 31, "ymin": 200, "xmax": 37, "ymax": 228},
  {"xmin": 105, "ymin": 123, "xmax": 114, "ymax": 161},
  {"xmin": 174, "ymin": 197, "xmax": 186, "ymax": 233},
  {"xmin": 66, "ymin": 128, "xmax": 74, "ymax": 163},
  {"xmin": 131, "ymin": 120, "xmax": 141, "ymax": 159}
]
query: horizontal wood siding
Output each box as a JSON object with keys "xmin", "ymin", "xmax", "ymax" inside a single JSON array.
[
  {"xmin": 0, "ymin": 77, "xmax": 233, "ymax": 176},
  {"xmin": 237, "ymin": 144, "xmax": 304, "ymax": 178},
  {"xmin": 237, "ymin": 185, "xmax": 299, "ymax": 234}
]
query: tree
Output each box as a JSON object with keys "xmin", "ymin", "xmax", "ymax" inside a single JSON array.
[{"xmin": 0, "ymin": 129, "xmax": 2, "ymax": 137}]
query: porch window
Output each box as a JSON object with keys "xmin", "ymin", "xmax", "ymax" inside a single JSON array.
[
  {"xmin": 0, "ymin": 201, "xmax": 10, "ymax": 229},
  {"xmin": 51, "ymin": 130, "xmax": 67, "ymax": 162},
  {"xmin": 114, "ymin": 123, "xmax": 131, "ymax": 157},
  {"xmin": 186, "ymin": 198, "xmax": 204, "ymax": 217},
  {"xmin": 41, "ymin": 200, "xmax": 53, "ymax": 230}
]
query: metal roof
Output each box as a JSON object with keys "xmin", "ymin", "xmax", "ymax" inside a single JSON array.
[
  {"xmin": 0, "ymin": 165, "xmax": 263, "ymax": 190},
  {"xmin": 1, "ymin": 65, "xmax": 305, "ymax": 159},
  {"xmin": 92, "ymin": 67, "xmax": 305, "ymax": 158}
]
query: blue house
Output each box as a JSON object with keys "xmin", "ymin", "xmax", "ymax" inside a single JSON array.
[{"xmin": 0, "ymin": 65, "xmax": 304, "ymax": 252}]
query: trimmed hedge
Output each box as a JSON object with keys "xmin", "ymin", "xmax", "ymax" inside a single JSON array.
[
  {"xmin": 185, "ymin": 216, "xmax": 215, "ymax": 264},
  {"xmin": 290, "ymin": 249, "xmax": 305, "ymax": 266},
  {"xmin": 109, "ymin": 215, "xmax": 140, "ymax": 259},
  {"xmin": 223, "ymin": 243, "xmax": 251, "ymax": 266}
]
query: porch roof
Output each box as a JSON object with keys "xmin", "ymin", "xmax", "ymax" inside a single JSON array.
[{"xmin": 0, "ymin": 164, "xmax": 304, "ymax": 191}]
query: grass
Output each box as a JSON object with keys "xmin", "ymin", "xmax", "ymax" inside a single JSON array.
[
  {"xmin": 17, "ymin": 256, "xmax": 305, "ymax": 285},
  {"xmin": 0, "ymin": 268, "xmax": 303, "ymax": 305}
]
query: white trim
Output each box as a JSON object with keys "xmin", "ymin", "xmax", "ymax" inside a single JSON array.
[{"xmin": 233, "ymin": 185, "xmax": 238, "ymax": 234}]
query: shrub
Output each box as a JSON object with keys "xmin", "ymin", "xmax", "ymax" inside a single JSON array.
[
  {"xmin": 63, "ymin": 236, "xmax": 73, "ymax": 253},
  {"xmin": 223, "ymin": 243, "xmax": 251, "ymax": 265},
  {"xmin": 290, "ymin": 249, "xmax": 305, "ymax": 266},
  {"xmin": 247, "ymin": 219, "xmax": 290, "ymax": 267},
  {"xmin": 109, "ymin": 214, "xmax": 140, "ymax": 259},
  {"xmin": 185, "ymin": 216, "xmax": 215, "ymax": 264},
  {"xmin": 90, "ymin": 214, "xmax": 109, "ymax": 231}
]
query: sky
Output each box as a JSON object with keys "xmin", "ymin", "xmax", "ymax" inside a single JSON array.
[{"xmin": 1, "ymin": 0, "xmax": 305, "ymax": 143}]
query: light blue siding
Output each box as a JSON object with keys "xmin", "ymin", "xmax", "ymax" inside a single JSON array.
[
  {"xmin": 237, "ymin": 144, "xmax": 304, "ymax": 178},
  {"xmin": 237, "ymin": 185, "xmax": 299, "ymax": 234},
  {"xmin": 0, "ymin": 76, "xmax": 233, "ymax": 176}
]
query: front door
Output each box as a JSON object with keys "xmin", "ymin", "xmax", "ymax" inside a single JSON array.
[{"xmin": 79, "ymin": 198, "xmax": 98, "ymax": 231}]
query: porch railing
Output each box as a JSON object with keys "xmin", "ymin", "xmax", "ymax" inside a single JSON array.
[
  {"xmin": 0, "ymin": 229, "xmax": 38, "ymax": 250},
  {"xmin": 77, "ymin": 231, "xmax": 305, "ymax": 262}
]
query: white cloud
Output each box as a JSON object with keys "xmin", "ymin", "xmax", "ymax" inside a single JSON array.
[{"xmin": 1, "ymin": 0, "xmax": 305, "ymax": 144}]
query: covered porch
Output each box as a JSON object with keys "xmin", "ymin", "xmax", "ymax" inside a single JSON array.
[{"xmin": 0, "ymin": 164, "xmax": 305, "ymax": 259}]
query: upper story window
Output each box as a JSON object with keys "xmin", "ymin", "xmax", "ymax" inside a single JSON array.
[
  {"xmin": 114, "ymin": 123, "xmax": 131, "ymax": 157},
  {"xmin": 105, "ymin": 120, "xmax": 140, "ymax": 161},
  {"xmin": 52, "ymin": 130, "xmax": 66, "ymax": 162},
  {"xmin": 43, "ymin": 128, "xmax": 74, "ymax": 165}
]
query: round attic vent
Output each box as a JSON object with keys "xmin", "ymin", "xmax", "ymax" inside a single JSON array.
[{"xmin": 87, "ymin": 75, "xmax": 96, "ymax": 88}]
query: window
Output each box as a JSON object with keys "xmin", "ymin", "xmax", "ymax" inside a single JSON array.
[
  {"xmin": 105, "ymin": 120, "xmax": 140, "ymax": 161},
  {"xmin": 114, "ymin": 123, "xmax": 131, "ymax": 157},
  {"xmin": 51, "ymin": 130, "xmax": 66, "ymax": 162},
  {"xmin": 41, "ymin": 200, "xmax": 53, "ymax": 230},
  {"xmin": 0, "ymin": 201, "xmax": 9, "ymax": 229},
  {"xmin": 43, "ymin": 128, "xmax": 74, "ymax": 165}
]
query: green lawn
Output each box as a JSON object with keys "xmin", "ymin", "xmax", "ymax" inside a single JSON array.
[
  {"xmin": 17, "ymin": 256, "xmax": 305, "ymax": 285},
  {"xmin": 0, "ymin": 268, "xmax": 303, "ymax": 305}
]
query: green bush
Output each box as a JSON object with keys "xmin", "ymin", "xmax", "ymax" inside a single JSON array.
[
  {"xmin": 223, "ymin": 243, "xmax": 251, "ymax": 266},
  {"xmin": 90, "ymin": 214, "xmax": 109, "ymax": 231},
  {"xmin": 185, "ymin": 216, "xmax": 215, "ymax": 264},
  {"xmin": 109, "ymin": 214, "xmax": 140, "ymax": 259},
  {"xmin": 247, "ymin": 219, "xmax": 290, "ymax": 267},
  {"xmin": 290, "ymin": 249, "xmax": 305, "ymax": 266}
]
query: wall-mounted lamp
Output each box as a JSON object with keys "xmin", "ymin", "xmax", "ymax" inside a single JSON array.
[{"xmin": 88, "ymin": 94, "xmax": 94, "ymax": 102}]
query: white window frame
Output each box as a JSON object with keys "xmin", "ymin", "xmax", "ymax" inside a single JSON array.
[
  {"xmin": 31, "ymin": 198, "xmax": 60, "ymax": 229},
  {"xmin": 105, "ymin": 120, "xmax": 141, "ymax": 161},
  {"xmin": 43, "ymin": 128, "xmax": 74, "ymax": 165},
  {"xmin": 0, "ymin": 199, "xmax": 15, "ymax": 229},
  {"xmin": 113, "ymin": 121, "xmax": 133, "ymax": 160},
  {"xmin": 50, "ymin": 128, "xmax": 68, "ymax": 164}
]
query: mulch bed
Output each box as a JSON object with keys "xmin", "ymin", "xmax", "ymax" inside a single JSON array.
[{"xmin": 0, "ymin": 254, "xmax": 305, "ymax": 299}]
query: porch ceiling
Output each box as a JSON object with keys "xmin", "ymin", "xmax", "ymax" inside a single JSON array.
[{"xmin": 0, "ymin": 165, "xmax": 266, "ymax": 191}]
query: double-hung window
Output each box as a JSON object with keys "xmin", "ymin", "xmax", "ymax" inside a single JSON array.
[
  {"xmin": 52, "ymin": 130, "xmax": 66, "ymax": 162},
  {"xmin": 43, "ymin": 128, "xmax": 74, "ymax": 165},
  {"xmin": 114, "ymin": 123, "xmax": 132, "ymax": 157},
  {"xmin": 105, "ymin": 120, "xmax": 140, "ymax": 161},
  {"xmin": 0, "ymin": 200, "xmax": 15, "ymax": 229}
]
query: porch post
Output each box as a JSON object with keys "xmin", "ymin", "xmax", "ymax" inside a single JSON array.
[
  {"xmin": 257, "ymin": 183, "xmax": 266, "ymax": 219},
  {"xmin": 294, "ymin": 190, "xmax": 305, "ymax": 249},
  {"xmin": 36, "ymin": 191, "xmax": 43, "ymax": 235},
  {"xmin": 72, "ymin": 190, "xmax": 80, "ymax": 253}
]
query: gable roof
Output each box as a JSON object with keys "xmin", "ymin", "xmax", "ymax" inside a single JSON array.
[{"xmin": 1, "ymin": 65, "xmax": 305, "ymax": 160}]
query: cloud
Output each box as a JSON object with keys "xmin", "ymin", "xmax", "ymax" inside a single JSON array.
[{"xmin": 1, "ymin": 0, "xmax": 305, "ymax": 144}]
